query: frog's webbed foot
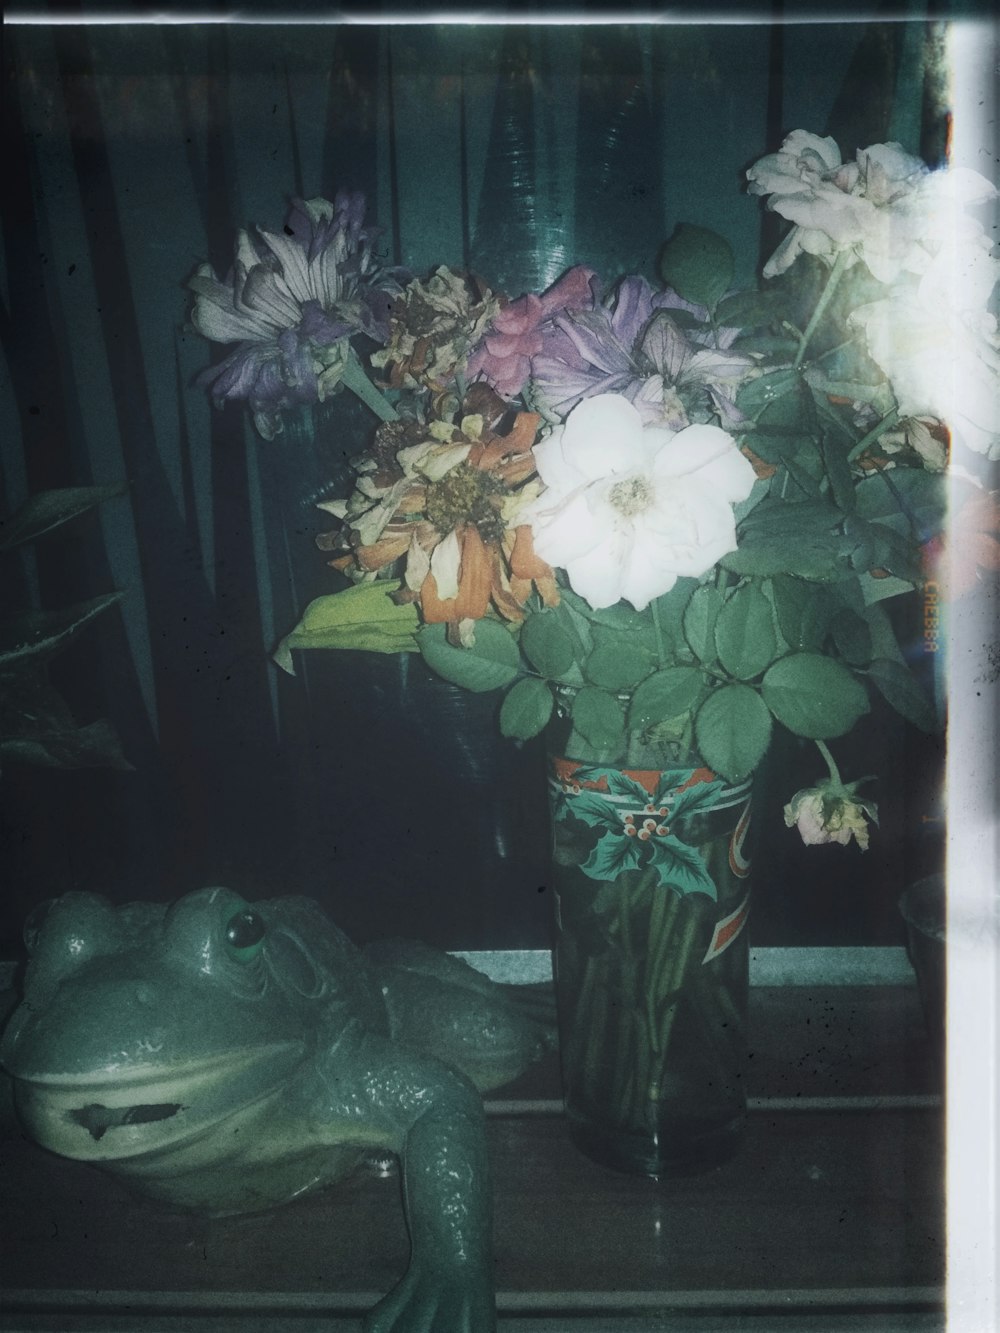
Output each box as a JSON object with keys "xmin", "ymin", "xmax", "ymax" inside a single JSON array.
[
  {"xmin": 362, "ymin": 1264, "xmax": 496, "ymax": 1333},
  {"xmin": 365, "ymin": 939, "xmax": 555, "ymax": 1092},
  {"xmin": 312, "ymin": 1033, "xmax": 498, "ymax": 1332}
]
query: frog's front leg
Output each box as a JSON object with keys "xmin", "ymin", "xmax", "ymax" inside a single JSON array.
[{"xmin": 311, "ymin": 1030, "xmax": 497, "ymax": 1333}]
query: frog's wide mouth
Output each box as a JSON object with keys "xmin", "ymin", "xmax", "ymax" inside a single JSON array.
[{"xmin": 12, "ymin": 1042, "xmax": 304, "ymax": 1161}]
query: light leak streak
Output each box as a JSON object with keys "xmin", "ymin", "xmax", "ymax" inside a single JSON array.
[{"xmin": 945, "ymin": 21, "xmax": 1000, "ymax": 1333}]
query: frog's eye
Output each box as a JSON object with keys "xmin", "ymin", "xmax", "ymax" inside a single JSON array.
[{"xmin": 224, "ymin": 908, "xmax": 266, "ymax": 963}]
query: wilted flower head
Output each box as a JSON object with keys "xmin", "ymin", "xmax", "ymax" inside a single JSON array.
[
  {"xmin": 370, "ymin": 267, "xmax": 501, "ymax": 395},
  {"xmin": 783, "ymin": 781, "xmax": 877, "ymax": 851},
  {"xmin": 529, "ymin": 275, "xmax": 751, "ymax": 429},
  {"xmin": 523, "ymin": 393, "xmax": 755, "ymax": 611},
  {"xmin": 321, "ymin": 383, "xmax": 555, "ymax": 625},
  {"xmin": 747, "ymin": 130, "xmax": 998, "ymax": 283},
  {"xmin": 189, "ymin": 191, "xmax": 404, "ymax": 439}
]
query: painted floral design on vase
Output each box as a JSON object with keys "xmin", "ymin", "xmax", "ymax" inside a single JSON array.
[{"xmin": 547, "ymin": 714, "xmax": 753, "ymax": 1177}]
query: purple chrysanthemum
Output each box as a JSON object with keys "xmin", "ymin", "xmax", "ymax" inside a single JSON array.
[{"xmin": 189, "ymin": 190, "xmax": 405, "ymax": 439}]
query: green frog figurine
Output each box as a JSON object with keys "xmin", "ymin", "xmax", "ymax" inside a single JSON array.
[{"xmin": 0, "ymin": 886, "xmax": 554, "ymax": 1332}]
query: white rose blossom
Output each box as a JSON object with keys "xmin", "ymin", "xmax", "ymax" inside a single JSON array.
[
  {"xmin": 523, "ymin": 394, "xmax": 755, "ymax": 612},
  {"xmin": 746, "ymin": 129, "xmax": 997, "ymax": 283},
  {"xmin": 850, "ymin": 242, "xmax": 1000, "ymax": 460}
]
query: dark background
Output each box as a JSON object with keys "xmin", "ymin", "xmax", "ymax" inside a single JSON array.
[{"xmin": 1, "ymin": 8, "xmax": 954, "ymax": 955}]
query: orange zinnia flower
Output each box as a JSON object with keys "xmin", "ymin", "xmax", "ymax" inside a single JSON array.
[{"xmin": 325, "ymin": 385, "xmax": 557, "ymax": 628}]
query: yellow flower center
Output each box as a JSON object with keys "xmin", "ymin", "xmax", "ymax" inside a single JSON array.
[
  {"xmin": 426, "ymin": 464, "xmax": 506, "ymax": 544},
  {"xmin": 609, "ymin": 475, "xmax": 654, "ymax": 517}
]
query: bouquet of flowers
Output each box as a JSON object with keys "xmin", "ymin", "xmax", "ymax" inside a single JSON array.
[
  {"xmin": 189, "ymin": 132, "xmax": 998, "ymax": 1170},
  {"xmin": 189, "ymin": 132, "xmax": 997, "ymax": 840}
]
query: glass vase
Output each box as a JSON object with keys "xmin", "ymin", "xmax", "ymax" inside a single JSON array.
[{"xmin": 546, "ymin": 699, "xmax": 753, "ymax": 1177}]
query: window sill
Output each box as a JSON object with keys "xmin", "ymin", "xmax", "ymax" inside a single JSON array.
[{"xmin": 1, "ymin": 983, "xmax": 942, "ymax": 1331}]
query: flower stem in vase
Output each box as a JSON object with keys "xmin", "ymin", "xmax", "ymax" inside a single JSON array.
[
  {"xmin": 650, "ymin": 895, "xmax": 711, "ymax": 1101},
  {"xmin": 549, "ymin": 749, "xmax": 751, "ymax": 1177}
]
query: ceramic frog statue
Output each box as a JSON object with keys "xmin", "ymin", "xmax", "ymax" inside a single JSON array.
[{"xmin": 0, "ymin": 886, "xmax": 554, "ymax": 1332}]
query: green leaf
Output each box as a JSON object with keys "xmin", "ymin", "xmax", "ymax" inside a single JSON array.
[
  {"xmin": 805, "ymin": 368, "xmax": 893, "ymax": 413},
  {"xmin": 499, "ymin": 676, "xmax": 554, "ymax": 740},
  {"xmin": 739, "ymin": 497, "xmax": 843, "ymax": 538},
  {"xmin": 722, "ymin": 530, "xmax": 850, "ymax": 581},
  {"xmin": 866, "ymin": 657, "xmax": 938, "ymax": 733},
  {"xmin": 628, "ymin": 666, "xmax": 706, "ymax": 730},
  {"xmin": 520, "ymin": 611, "xmax": 576, "ymax": 679},
  {"xmin": 761, "ymin": 652, "xmax": 869, "ymax": 738},
  {"xmin": 571, "ymin": 686, "xmax": 626, "ymax": 752},
  {"xmin": 559, "ymin": 588, "xmax": 646, "ymax": 633},
  {"xmin": 731, "ymin": 333, "xmax": 800, "ymax": 359},
  {"xmin": 667, "ymin": 777, "xmax": 727, "ymax": 826},
  {"xmin": 612, "ymin": 774, "xmax": 663, "ymax": 806},
  {"xmin": 736, "ymin": 368, "xmax": 802, "ymax": 419},
  {"xmin": 418, "ymin": 619, "xmax": 520, "ymax": 693},
  {"xmin": 732, "ymin": 476, "xmax": 770, "ymax": 527},
  {"xmin": 557, "ymin": 787, "xmax": 626, "ymax": 836},
  {"xmin": 781, "ymin": 454, "xmax": 827, "ymax": 498},
  {"xmin": 726, "ymin": 499, "xmax": 853, "ymax": 581},
  {"xmin": 805, "ymin": 330, "xmax": 889, "ymax": 400},
  {"xmin": 744, "ymin": 426, "xmax": 811, "ymax": 465},
  {"xmin": 649, "ymin": 837, "xmax": 718, "ymax": 899},
  {"xmin": 648, "ymin": 578, "xmax": 701, "ymax": 661},
  {"xmin": 0, "ymin": 668, "xmax": 131, "ymax": 773},
  {"xmin": 854, "ymin": 468, "xmax": 945, "ymax": 540},
  {"xmin": 1, "ymin": 719, "xmax": 132, "ymax": 772},
  {"xmin": 860, "ymin": 573, "xmax": 914, "ymax": 606},
  {"xmin": 821, "ymin": 433, "xmax": 856, "ymax": 514},
  {"xmin": 274, "ymin": 582, "xmax": 419, "ymax": 671},
  {"xmin": 857, "ymin": 519, "xmax": 924, "ymax": 582},
  {"xmin": 715, "ymin": 583, "xmax": 778, "ymax": 680},
  {"xmin": 715, "ymin": 288, "xmax": 784, "ymax": 329},
  {"xmin": 646, "ymin": 306, "xmax": 706, "ymax": 334},
  {"xmin": 863, "ymin": 602, "xmax": 907, "ymax": 662},
  {"xmin": 756, "ymin": 380, "xmax": 816, "ymax": 432},
  {"xmin": 694, "ymin": 684, "xmax": 772, "ymax": 783},
  {"xmin": 828, "ymin": 569, "xmax": 867, "ymax": 617},
  {"xmin": 584, "ymin": 628, "xmax": 655, "ymax": 691},
  {"xmin": 683, "ymin": 583, "xmax": 723, "ymax": 664},
  {"xmin": 581, "ymin": 827, "xmax": 645, "ymax": 881},
  {"xmin": 830, "ymin": 609, "xmax": 873, "ymax": 667},
  {"xmin": 0, "ymin": 593, "xmax": 124, "ymax": 669},
  {"xmin": 769, "ymin": 576, "xmax": 833, "ymax": 651},
  {"xmin": 0, "ymin": 484, "xmax": 126, "ymax": 552},
  {"xmin": 659, "ymin": 224, "xmax": 735, "ymax": 310}
]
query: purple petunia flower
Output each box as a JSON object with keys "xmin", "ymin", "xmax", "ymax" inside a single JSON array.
[
  {"xmin": 189, "ymin": 191, "xmax": 405, "ymax": 439},
  {"xmin": 529, "ymin": 275, "xmax": 753, "ymax": 430}
]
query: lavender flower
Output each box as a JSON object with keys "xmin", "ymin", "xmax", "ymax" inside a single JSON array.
[
  {"xmin": 529, "ymin": 275, "xmax": 752, "ymax": 430},
  {"xmin": 189, "ymin": 191, "xmax": 404, "ymax": 439}
]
